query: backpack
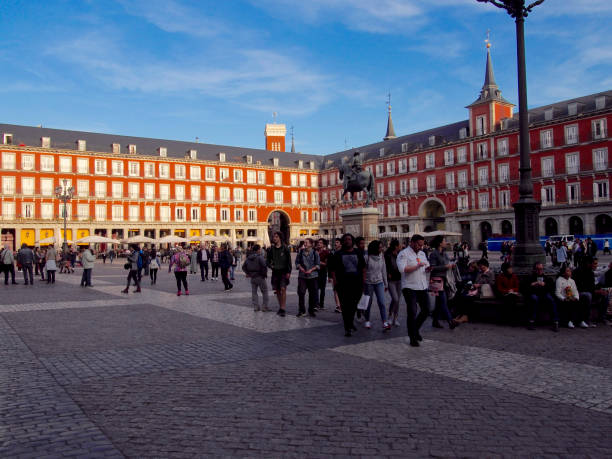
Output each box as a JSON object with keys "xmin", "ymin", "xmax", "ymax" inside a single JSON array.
[{"xmin": 179, "ymin": 253, "xmax": 190, "ymax": 268}]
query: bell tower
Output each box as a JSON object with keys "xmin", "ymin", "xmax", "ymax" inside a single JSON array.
[
  {"xmin": 265, "ymin": 112, "xmax": 286, "ymax": 152},
  {"xmin": 466, "ymin": 33, "xmax": 514, "ymax": 136}
]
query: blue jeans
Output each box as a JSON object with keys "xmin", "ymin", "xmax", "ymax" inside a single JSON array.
[
  {"xmin": 529, "ymin": 293, "xmax": 559, "ymax": 322},
  {"xmin": 433, "ymin": 290, "xmax": 452, "ymax": 322},
  {"xmin": 364, "ymin": 282, "xmax": 387, "ymax": 323}
]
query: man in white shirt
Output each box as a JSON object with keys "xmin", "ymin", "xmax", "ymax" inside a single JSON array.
[{"xmin": 397, "ymin": 234, "xmax": 431, "ymax": 347}]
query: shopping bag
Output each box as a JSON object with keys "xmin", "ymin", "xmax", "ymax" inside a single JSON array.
[{"xmin": 357, "ymin": 294, "xmax": 370, "ymax": 311}]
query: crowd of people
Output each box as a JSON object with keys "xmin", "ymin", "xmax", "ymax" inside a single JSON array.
[{"xmin": 2, "ymin": 233, "xmax": 611, "ymax": 346}]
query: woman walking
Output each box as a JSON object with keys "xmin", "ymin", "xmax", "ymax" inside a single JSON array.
[
  {"xmin": 363, "ymin": 240, "xmax": 391, "ymax": 331},
  {"xmin": 189, "ymin": 248, "xmax": 198, "ymax": 274},
  {"xmin": 428, "ymin": 236, "xmax": 458, "ymax": 330},
  {"xmin": 121, "ymin": 245, "xmax": 141, "ymax": 294},
  {"xmin": 210, "ymin": 246, "xmax": 219, "ymax": 281},
  {"xmin": 149, "ymin": 249, "xmax": 160, "ymax": 284},
  {"xmin": 45, "ymin": 245, "xmax": 58, "ymax": 284},
  {"xmin": 169, "ymin": 247, "xmax": 189, "ymax": 296},
  {"xmin": 384, "ymin": 239, "xmax": 402, "ymax": 327}
]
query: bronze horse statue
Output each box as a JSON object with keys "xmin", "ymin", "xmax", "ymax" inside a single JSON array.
[{"xmin": 338, "ymin": 161, "xmax": 376, "ymax": 207}]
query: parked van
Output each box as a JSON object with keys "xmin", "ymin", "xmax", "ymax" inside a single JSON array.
[{"xmin": 548, "ymin": 235, "xmax": 574, "ymax": 244}]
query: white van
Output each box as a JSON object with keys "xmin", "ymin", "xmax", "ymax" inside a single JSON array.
[{"xmin": 548, "ymin": 235, "xmax": 574, "ymax": 244}]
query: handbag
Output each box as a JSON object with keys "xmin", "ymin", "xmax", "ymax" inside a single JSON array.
[
  {"xmin": 357, "ymin": 294, "xmax": 371, "ymax": 311},
  {"xmin": 124, "ymin": 262, "xmax": 131, "ymax": 270},
  {"xmin": 429, "ymin": 277, "xmax": 444, "ymax": 296}
]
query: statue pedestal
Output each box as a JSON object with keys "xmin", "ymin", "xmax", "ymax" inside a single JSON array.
[{"xmin": 339, "ymin": 207, "xmax": 380, "ymax": 243}]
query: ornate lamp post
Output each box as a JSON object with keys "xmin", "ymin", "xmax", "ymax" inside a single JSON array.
[
  {"xmin": 476, "ymin": 0, "xmax": 546, "ymax": 271},
  {"xmin": 55, "ymin": 179, "xmax": 74, "ymax": 255},
  {"xmin": 330, "ymin": 197, "xmax": 338, "ymax": 240}
]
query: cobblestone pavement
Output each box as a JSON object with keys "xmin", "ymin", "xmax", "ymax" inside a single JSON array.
[{"xmin": 2, "ymin": 261, "xmax": 612, "ymax": 457}]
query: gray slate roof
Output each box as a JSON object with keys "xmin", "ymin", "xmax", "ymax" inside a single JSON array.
[{"xmin": 0, "ymin": 123, "xmax": 323, "ymax": 169}]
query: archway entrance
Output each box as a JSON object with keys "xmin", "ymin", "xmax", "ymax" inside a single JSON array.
[
  {"xmin": 268, "ymin": 211, "xmax": 290, "ymax": 244},
  {"xmin": 544, "ymin": 217, "xmax": 558, "ymax": 236},
  {"xmin": 501, "ymin": 220, "xmax": 513, "ymax": 236},
  {"xmin": 569, "ymin": 216, "xmax": 584, "ymax": 235},
  {"xmin": 595, "ymin": 214, "xmax": 612, "ymax": 234},
  {"xmin": 419, "ymin": 199, "xmax": 445, "ymax": 231},
  {"xmin": 480, "ymin": 221, "xmax": 492, "ymax": 242}
]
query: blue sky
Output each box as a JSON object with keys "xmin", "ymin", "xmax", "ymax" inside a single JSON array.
[{"xmin": 1, "ymin": 0, "xmax": 611, "ymax": 155}]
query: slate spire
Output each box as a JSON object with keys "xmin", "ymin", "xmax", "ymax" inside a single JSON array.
[{"xmin": 384, "ymin": 93, "xmax": 396, "ymax": 141}]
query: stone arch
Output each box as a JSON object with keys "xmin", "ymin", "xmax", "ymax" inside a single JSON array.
[
  {"xmin": 267, "ymin": 210, "xmax": 291, "ymax": 244},
  {"xmin": 569, "ymin": 216, "xmax": 584, "ymax": 235},
  {"xmin": 418, "ymin": 198, "xmax": 446, "ymax": 218},
  {"xmin": 501, "ymin": 220, "xmax": 513, "ymax": 236},
  {"xmin": 480, "ymin": 221, "xmax": 492, "ymax": 242},
  {"xmin": 595, "ymin": 214, "xmax": 612, "ymax": 234},
  {"xmin": 544, "ymin": 217, "xmax": 559, "ymax": 236}
]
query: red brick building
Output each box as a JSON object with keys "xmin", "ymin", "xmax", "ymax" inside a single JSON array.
[{"xmin": 318, "ymin": 49, "xmax": 611, "ymax": 246}]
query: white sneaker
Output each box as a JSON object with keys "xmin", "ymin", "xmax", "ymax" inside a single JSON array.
[
  {"xmin": 579, "ymin": 321, "xmax": 589, "ymax": 328},
  {"xmin": 567, "ymin": 321, "xmax": 575, "ymax": 329},
  {"xmin": 364, "ymin": 321, "xmax": 371, "ymax": 329},
  {"xmin": 393, "ymin": 319, "xmax": 400, "ymax": 327},
  {"xmin": 588, "ymin": 322, "xmax": 597, "ymax": 328}
]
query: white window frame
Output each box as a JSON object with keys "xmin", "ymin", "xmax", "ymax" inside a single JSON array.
[
  {"xmin": 144, "ymin": 163, "xmax": 155, "ymax": 178},
  {"xmin": 77, "ymin": 158, "xmax": 89, "ymax": 174},
  {"xmin": 426, "ymin": 175, "xmax": 436, "ymax": 192},
  {"xmin": 541, "ymin": 157, "xmax": 554, "ymax": 178},
  {"xmin": 425, "ymin": 153, "xmax": 435, "ymax": 169},
  {"xmin": 565, "ymin": 124, "xmax": 578, "ymax": 145},
  {"xmin": 497, "ymin": 138, "xmax": 509, "ymax": 156},
  {"xmin": 457, "ymin": 147, "xmax": 467, "ymax": 164},
  {"xmin": 94, "ymin": 159, "xmax": 107, "ymax": 175},
  {"xmin": 478, "ymin": 167, "xmax": 488, "ymax": 186},
  {"xmin": 21, "ymin": 154, "xmax": 34, "ymax": 171},
  {"xmin": 41, "ymin": 155, "xmax": 54, "ymax": 172},
  {"xmin": 540, "ymin": 129, "xmax": 553, "ymax": 149},
  {"xmin": 541, "ymin": 185, "xmax": 555, "ymax": 207},
  {"xmin": 444, "ymin": 149, "xmax": 454, "ymax": 166},
  {"xmin": 128, "ymin": 161, "xmax": 140, "ymax": 177},
  {"xmin": 498, "ymin": 164, "xmax": 509, "ymax": 183},
  {"xmin": 567, "ymin": 183, "xmax": 580, "ymax": 204},
  {"xmin": 190, "ymin": 166, "xmax": 201, "ymax": 180},
  {"xmin": 159, "ymin": 163, "xmax": 170, "ymax": 179},
  {"xmin": 205, "ymin": 167, "xmax": 216, "ymax": 181},
  {"xmin": 594, "ymin": 180, "xmax": 609, "ymax": 202},
  {"xmin": 593, "ymin": 148, "xmax": 608, "ymax": 171},
  {"xmin": 111, "ymin": 160, "xmax": 124, "ymax": 176},
  {"xmin": 565, "ymin": 153, "xmax": 579, "ymax": 174},
  {"xmin": 445, "ymin": 172, "xmax": 455, "ymax": 189}
]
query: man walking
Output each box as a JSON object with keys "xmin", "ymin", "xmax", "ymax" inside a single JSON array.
[
  {"xmin": 242, "ymin": 244, "xmax": 269, "ymax": 311},
  {"xmin": 198, "ymin": 244, "xmax": 210, "ymax": 281},
  {"xmin": 295, "ymin": 238, "xmax": 320, "ymax": 318},
  {"xmin": 218, "ymin": 244, "xmax": 234, "ymax": 291},
  {"xmin": 17, "ymin": 243, "xmax": 34, "ymax": 286},
  {"xmin": 266, "ymin": 231, "xmax": 292, "ymax": 317},
  {"xmin": 80, "ymin": 245, "xmax": 95, "ymax": 287},
  {"xmin": 331, "ymin": 233, "xmax": 366, "ymax": 337},
  {"xmin": 397, "ymin": 234, "xmax": 431, "ymax": 347},
  {"xmin": 1, "ymin": 244, "xmax": 17, "ymax": 285},
  {"xmin": 121, "ymin": 245, "xmax": 141, "ymax": 294}
]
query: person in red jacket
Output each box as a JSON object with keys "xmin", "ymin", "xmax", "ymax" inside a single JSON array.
[{"xmin": 496, "ymin": 262, "xmax": 522, "ymax": 321}]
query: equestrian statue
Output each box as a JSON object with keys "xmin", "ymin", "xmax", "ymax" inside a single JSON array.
[{"xmin": 338, "ymin": 151, "xmax": 376, "ymax": 207}]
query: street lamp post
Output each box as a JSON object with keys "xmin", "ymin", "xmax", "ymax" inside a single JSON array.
[
  {"xmin": 330, "ymin": 197, "xmax": 338, "ymax": 240},
  {"xmin": 55, "ymin": 179, "xmax": 74, "ymax": 255},
  {"xmin": 476, "ymin": 0, "xmax": 546, "ymax": 271}
]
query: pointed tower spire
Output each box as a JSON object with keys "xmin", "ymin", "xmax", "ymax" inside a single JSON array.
[
  {"xmin": 468, "ymin": 32, "xmax": 511, "ymax": 107},
  {"xmin": 384, "ymin": 92, "xmax": 396, "ymax": 141},
  {"xmin": 290, "ymin": 125, "xmax": 296, "ymax": 153}
]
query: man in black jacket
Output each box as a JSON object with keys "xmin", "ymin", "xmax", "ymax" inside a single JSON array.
[
  {"xmin": 526, "ymin": 262, "xmax": 559, "ymax": 331},
  {"xmin": 573, "ymin": 257, "xmax": 607, "ymax": 325},
  {"xmin": 242, "ymin": 244, "xmax": 269, "ymax": 311},
  {"xmin": 17, "ymin": 243, "xmax": 35, "ymax": 286}
]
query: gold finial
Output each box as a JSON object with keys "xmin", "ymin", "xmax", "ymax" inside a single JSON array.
[
  {"xmin": 485, "ymin": 29, "xmax": 491, "ymax": 49},
  {"xmin": 387, "ymin": 92, "xmax": 392, "ymax": 113}
]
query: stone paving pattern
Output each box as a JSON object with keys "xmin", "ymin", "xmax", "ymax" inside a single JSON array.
[{"xmin": 2, "ymin": 257, "xmax": 612, "ymax": 457}]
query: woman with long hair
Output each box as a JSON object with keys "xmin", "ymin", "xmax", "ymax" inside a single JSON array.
[
  {"xmin": 428, "ymin": 236, "xmax": 458, "ymax": 330},
  {"xmin": 384, "ymin": 239, "xmax": 402, "ymax": 327},
  {"xmin": 363, "ymin": 240, "xmax": 390, "ymax": 331}
]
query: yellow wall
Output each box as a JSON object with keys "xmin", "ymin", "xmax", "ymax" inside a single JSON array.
[{"xmin": 20, "ymin": 229, "xmax": 36, "ymax": 246}]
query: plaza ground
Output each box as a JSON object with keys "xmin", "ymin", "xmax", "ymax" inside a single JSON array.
[{"xmin": 2, "ymin": 254, "xmax": 612, "ymax": 457}]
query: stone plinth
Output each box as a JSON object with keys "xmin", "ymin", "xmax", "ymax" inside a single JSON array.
[{"xmin": 339, "ymin": 207, "xmax": 380, "ymax": 243}]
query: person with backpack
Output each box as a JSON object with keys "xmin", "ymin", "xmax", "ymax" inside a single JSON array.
[
  {"xmin": 295, "ymin": 238, "xmax": 320, "ymax": 318},
  {"xmin": 121, "ymin": 245, "xmax": 141, "ymax": 294},
  {"xmin": 169, "ymin": 246, "xmax": 190, "ymax": 296},
  {"xmin": 80, "ymin": 245, "xmax": 95, "ymax": 287},
  {"xmin": 242, "ymin": 244, "xmax": 269, "ymax": 311},
  {"xmin": 266, "ymin": 231, "xmax": 292, "ymax": 317},
  {"xmin": 149, "ymin": 249, "xmax": 160, "ymax": 284},
  {"xmin": 218, "ymin": 244, "xmax": 234, "ymax": 291}
]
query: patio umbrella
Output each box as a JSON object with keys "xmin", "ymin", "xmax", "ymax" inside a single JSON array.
[
  {"xmin": 76, "ymin": 235, "xmax": 121, "ymax": 244},
  {"xmin": 188, "ymin": 235, "xmax": 202, "ymax": 242},
  {"xmin": 36, "ymin": 236, "xmax": 75, "ymax": 245},
  {"xmin": 422, "ymin": 230, "xmax": 463, "ymax": 238},
  {"xmin": 156, "ymin": 235, "xmax": 189, "ymax": 244},
  {"xmin": 122, "ymin": 235, "xmax": 156, "ymax": 244}
]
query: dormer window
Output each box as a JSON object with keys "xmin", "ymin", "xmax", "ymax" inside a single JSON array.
[
  {"xmin": 77, "ymin": 140, "xmax": 86, "ymax": 151},
  {"xmin": 568, "ymin": 102, "xmax": 578, "ymax": 116},
  {"xmin": 272, "ymin": 157, "xmax": 279, "ymax": 167},
  {"xmin": 3, "ymin": 133, "xmax": 13, "ymax": 145},
  {"xmin": 401, "ymin": 143, "xmax": 408, "ymax": 152},
  {"xmin": 298, "ymin": 160, "xmax": 303, "ymax": 169},
  {"xmin": 544, "ymin": 108, "xmax": 553, "ymax": 121},
  {"xmin": 219, "ymin": 152, "xmax": 226, "ymax": 162},
  {"xmin": 41, "ymin": 137, "xmax": 51, "ymax": 148},
  {"xmin": 475, "ymin": 116, "xmax": 486, "ymax": 136},
  {"xmin": 158, "ymin": 147, "xmax": 167, "ymax": 157},
  {"xmin": 595, "ymin": 96, "xmax": 606, "ymax": 110},
  {"xmin": 428, "ymin": 136, "xmax": 436, "ymax": 146},
  {"xmin": 128, "ymin": 144, "xmax": 137, "ymax": 155},
  {"xmin": 246, "ymin": 155, "xmax": 253, "ymax": 164},
  {"xmin": 188, "ymin": 149, "xmax": 197, "ymax": 160},
  {"xmin": 309, "ymin": 161, "xmax": 315, "ymax": 170},
  {"xmin": 459, "ymin": 128, "xmax": 467, "ymax": 139},
  {"xmin": 112, "ymin": 143, "xmax": 120, "ymax": 154},
  {"xmin": 379, "ymin": 148, "xmax": 385, "ymax": 157}
]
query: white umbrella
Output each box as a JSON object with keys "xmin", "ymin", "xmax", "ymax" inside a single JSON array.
[
  {"xmin": 422, "ymin": 230, "xmax": 463, "ymax": 238},
  {"xmin": 188, "ymin": 235, "xmax": 202, "ymax": 242},
  {"xmin": 156, "ymin": 235, "xmax": 189, "ymax": 244},
  {"xmin": 245, "ymin": 236, "xmax": 259, "ymax": 242},
  {"xmin": 76, "ymin": 235, "xmax": 121, "ymax": 244},
  {"xmin": 122, "ymin": 235, "xmax": 156, "ymax": 244},
  {"xmin": 36, "ymin": 236, "xmax": 75, "ymax": 245}
]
